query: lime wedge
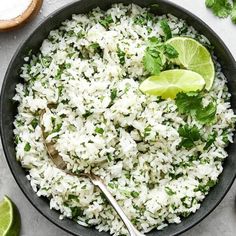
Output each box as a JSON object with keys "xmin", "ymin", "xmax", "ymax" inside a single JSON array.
[
  {"xmin": 139, "ymin": 69, "xmax": 205, "ymax": 99},
  {"xmin": 0, "ymin": 196, "xmax": 21, "ymax": 236},
  {"xmin": 167, "ymin": 37, "xmax": 215, "ymax": 90}
]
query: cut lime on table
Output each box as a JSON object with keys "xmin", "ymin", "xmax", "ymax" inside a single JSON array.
[
  {"xmin": 139, "ymin": 69, "xmax": 205, "ymax": 99},
  {"xmin": 0, "ymin": 196, "xmax": 21, "ymax": 236},
  {"xmin": 167, "ymin": 37, "xmax": 215, "ymax": 90}
]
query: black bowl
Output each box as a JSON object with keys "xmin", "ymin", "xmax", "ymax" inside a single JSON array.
[{"xmin": 1, "ymin": 0, "xmax": 236, "ymax": 235}]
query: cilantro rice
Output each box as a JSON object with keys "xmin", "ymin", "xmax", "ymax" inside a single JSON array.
[{"xmin": 13, "ymin": 4, "xmax": 235, "ymax": 235}]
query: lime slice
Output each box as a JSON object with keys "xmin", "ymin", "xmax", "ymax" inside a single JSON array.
[
  {"xmin": 167, "ymin": 37, "xmax": 215, "ymax": 90},
  {"xmin": 139, "ymin": 69, "xmax": 205, "ymax": 99},
  {"xmin": 0, "ymin": 196, "xmax": 21, "ymax": 236}
]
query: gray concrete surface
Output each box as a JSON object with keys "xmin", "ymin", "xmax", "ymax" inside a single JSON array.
[{"xmin": 0, "ymin": 0, "xmax": 236, "ymax": 235}]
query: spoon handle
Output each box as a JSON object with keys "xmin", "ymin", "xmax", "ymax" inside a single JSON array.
[{"xmin": 89, "ymin": 174, "xmax": 145, "ymax": 236}]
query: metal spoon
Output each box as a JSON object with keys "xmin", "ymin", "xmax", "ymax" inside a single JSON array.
[{"xmin": 40, "ymin": 110, "xmax": 145, "ymax": 236}]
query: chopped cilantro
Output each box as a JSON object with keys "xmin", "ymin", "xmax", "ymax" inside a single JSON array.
[
  {"xmin": 89, "ymin": 43, "xmax": 100, "ymax": 50},
  {"xmin": 124, "ymin": 172, "xmax": 131, "ymax": 180},
  {"xmin": 30, "ymin": 118, "xmax": 38, "ymax": 129},
  {"xmin": 70, "ymin": 207, "xmax": 84, "ymax": 218},
  {"xmin": 131, "ymin": 191, "xmax": 140, "ymax": 198},
  {"xmin": 160, "ymin": 19, "xmax": 172, "ymax": 40},
  {"xmin": 133, "ymin": 15, "xmax": 146, "ymax": 26},
  {"xmin": 107, "ymin": 153, "xmax": 112, "ymax": 162},
  {"xmin": 68, "ymin": 194, "xmax": 79, "ymax": 201},
  {"xmin": 117, "ymin": 46, "xmax": 126, "ymax": 65},
  {"xmin": 99, "ymin": 15, "xmax": 114, "ymax": 28},
  {"xmin": 205, "ymin": 0, "xmax": 232, "ymax": 18},
  {"xmin": 65, "ymin": 63, "xmax": 71, "ymax": 69},
  {"xmin": 82, "ymin": 110, "xmax": 93, "ymax": 118},
  {"xmin": 89, "ymin": 43, "xmax": 102, "ymax": 55},
  {"xmin": 110, "ymin": 88, "xmax": 117, "ymax": 101},
  {"xmin": 58, "ymin": 85, "xmax": 64, "ymax": 96},
  {"xmin": 169, "ymin": 172, "xmax": 184, "ymax": 180},
  {"xmin": 95, "ymin": 127, "xmax": 104, "ymax": 134},
  {"xmin": 24, "ymin": 142, "xmax": 31, "ymax": 152},
  {"xmin": 222, "ymin": 129, "xmax": 229, "ymax": 144},
  {"xmin": 133, "ymin": 12, "xmax": 153, "ymax": 26},
  {"xmin": 52, "ymin": 123, "xmax": 62, "ymax": 133},
  {"xmin": 178, "ymin": 124, "xmax": 201, "ymax": 149},
  {"xmin": 165, "ymin": 186, "xmax": 176, "ymax": 195},
  {"xmin": 204, "ymin": 131, "xmax": 217, "ymax": 150},
  {"xmin": 55, "ymin": 64, "xmax": 67, "ymax": 80},
  {"xmin": 14, "ymin": 135, "xmax": 20, "ymax": 145},
  {"xmin": 144, "ymin": 126, "xmax": 152, "ymax": 137},
  {"xmin": 195, "ymin": 179, "xmax": 217, "ymax": 193},
  {"xmin": 108, "ymin": 182, "xmax": 117, "ymax": 189}
]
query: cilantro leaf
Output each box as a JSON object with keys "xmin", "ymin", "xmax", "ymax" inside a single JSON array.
[
  {"xmin": 195, "ymin": 102, "xmax": 217, "ymax": 124},
  {"xmin": 99, "ymin": 15, "xmax": 114, "ymax": 28},
  {"xmin": 204, "ymin": 131, "xmax": 217, "ymax": 150},
  {"xmin": 164, "ymin": 44, "xmax": 179, "ymax": 59},
  {"xmin": 143, "ymin": 49, "xmax": 162, "ymax": 75},
  {"xmin": 160, "ymin": 19, "xmax": 172, "ymax": 40},
  {"xmin": 178, "ymin": 124, "xmax": 201, "ymax": 149},
  {"xmin": 175, "ymin": 92, "xmax": 217, "ymax": 125},
  {"xmin": 231, "ymin": 1, "xmax": 236, "ymax": 23},
  {"xmin": 205, "ymin": 0, "xmax": 232, "ymax": 18},
  {"xmin": 175, "ymin": 92, "xmax": 202, "ymax": 115}
]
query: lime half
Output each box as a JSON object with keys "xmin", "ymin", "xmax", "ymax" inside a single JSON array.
[
  {"xmin": 0, "ymin": 196, "xmax": 21, "ymax": 236},
  {"xmin": 167, "ymin": 37, "xmax": 215, "ymax": 90},
  {"xmin": 139, "ymin": 69, "xmax": 205, "ymax": 99}
]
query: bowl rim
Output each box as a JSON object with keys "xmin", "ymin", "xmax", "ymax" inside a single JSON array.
[{"xmin": 1, "ymin": 0, "xmax": 236, "ymax": 235}]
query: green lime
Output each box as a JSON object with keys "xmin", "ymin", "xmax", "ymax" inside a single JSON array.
[
  {"xmin": 167, "ymin": 37, "xmax": 215, "ymax": 90},
  {"xmin": 0, "ymin": 196, "xmax": 21, "ymax": 236},
  {"xmin": 139, "ymin": 69, "xmax": 205, "ymax": 99}
]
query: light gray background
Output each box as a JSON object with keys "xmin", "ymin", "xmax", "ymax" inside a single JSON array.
[{"xmin": 0, "ymin": 0, "xmax": 236, "ymax": 235}]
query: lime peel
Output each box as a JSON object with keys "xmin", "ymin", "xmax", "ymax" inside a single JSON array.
[
  {"xmin": 166, "ymin": 37, "xmax": 215, "ymax": 90},
  {"xmin": 0, "ymin": 196, "xmax": 21, "ymax": 236}
]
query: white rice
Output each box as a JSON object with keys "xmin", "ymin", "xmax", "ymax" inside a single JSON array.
[{"xmin": 13, "ymin": 4, "xmax": 235, "ymax": 235}]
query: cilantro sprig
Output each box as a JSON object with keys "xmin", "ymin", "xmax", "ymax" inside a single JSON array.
[
  {"xmin": 231, "ymin": 0, "xmax": 236, "ymax": 23},
  {"xmin": 175, "ymin": 92, "xmax": 217, "ymax": 125},
  {"xmin": 205, "ymin": 0, "xmax": 236, "ymax": 23},
  {"xmin": 206, "ymin": 0, "xmax": 232, "ymax": 18},
  {"xmin": 143, "ymin": 37, "xmax": 179, "ymax": 75}
]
